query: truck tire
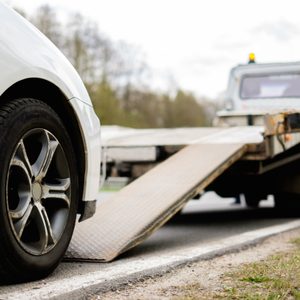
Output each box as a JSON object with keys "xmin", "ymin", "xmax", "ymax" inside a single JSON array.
[
  {"xmin": 0, "ymin": 98, "xmax": 78, "ymax": 283},
  {"xmin": 244, "ymin": 192, "xmax": 261, "ymax": 208},
  {"xmin": 274, "ymin": 193, "xmax": 300, "ymax": 212}
]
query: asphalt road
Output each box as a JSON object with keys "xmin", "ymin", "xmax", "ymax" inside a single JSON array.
[
  {"xmin": 0, "ymin": 192, "xmax": 298, "ymax": 297},
  {"xmin": 118, "ymin": 192, "xmax": 297, "ymax": 259}
]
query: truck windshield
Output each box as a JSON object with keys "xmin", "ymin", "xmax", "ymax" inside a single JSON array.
[{"xmin": 240, "ymin": 73, "xmax": 300, "ymax": 99}]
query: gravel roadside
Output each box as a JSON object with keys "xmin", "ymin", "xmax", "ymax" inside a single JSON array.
[{"xmin": 89, "ymin": 228, "xmax": 300, "ymax": 300}]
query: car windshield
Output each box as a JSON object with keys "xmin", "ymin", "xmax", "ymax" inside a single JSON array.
[{"xmin": 240, "ymin": 73, "xmax": 300, "ymax": 99}]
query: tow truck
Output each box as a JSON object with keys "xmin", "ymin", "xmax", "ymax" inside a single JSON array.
[{"xmin": 66, "ymin": 55, "xmax": 300, "ymax": 262}]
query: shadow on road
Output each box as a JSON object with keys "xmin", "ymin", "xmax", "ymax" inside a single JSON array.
[
  {"xmin": 168, "ymin": 207, "xmax": 300, "ymax": 225},
  {"xmin": 120, "ymin": 205, "xmax": 300, "ymax": 260}
]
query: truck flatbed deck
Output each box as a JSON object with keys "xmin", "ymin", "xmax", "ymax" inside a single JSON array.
[
  {"xmin": 66, "ymin": 113, "xmax": 300, "ymax": 261},
  {"xmin": 102, "ymin": 126, "xmax": 263, "ymax": 147}
]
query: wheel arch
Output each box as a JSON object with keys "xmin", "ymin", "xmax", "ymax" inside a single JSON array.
[{"xmin": 0, "ymin": 78, "xmax": 86, "ymax": 215}]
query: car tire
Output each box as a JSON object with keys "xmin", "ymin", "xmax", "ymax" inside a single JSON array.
[{"xmin": 0, "ymin": 98, "xmax": 78, "ymax": 283}]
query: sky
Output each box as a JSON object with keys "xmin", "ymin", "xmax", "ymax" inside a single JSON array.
[{"xmin": 4, "ymin": 0, "xmax": 300, "ymax": 98}]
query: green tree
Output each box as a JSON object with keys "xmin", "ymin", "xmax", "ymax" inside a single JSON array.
[
  {"xmin": 28, "ymin": 4, "xmax": 216, "ymax": 128},
  {"xmin": 92, "ymin": 80, "xmax": 124, "ymax": 125},
  {"xmin": 172, "ymin": 90, "xmax": 208, "ymax": 127}
]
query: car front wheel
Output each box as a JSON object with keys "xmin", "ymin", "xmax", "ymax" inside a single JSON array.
[{"xmin": 0, "ymin": 98, "xmax": 78, "ymax": 283}]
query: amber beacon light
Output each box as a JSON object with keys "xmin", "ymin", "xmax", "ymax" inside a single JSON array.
[{"xmin": 248, "ymin": 53, "xmax": 256, "ymax": 64}]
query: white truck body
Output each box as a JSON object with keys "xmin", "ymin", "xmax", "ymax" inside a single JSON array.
[{"xmin": 218, "ymin": 61, "xmax": 300, "ymax": 126}]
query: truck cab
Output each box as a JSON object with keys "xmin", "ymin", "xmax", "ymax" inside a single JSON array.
[{"xmin": 217, "ymin": 56, "xmax": 300, "ymax": 126}]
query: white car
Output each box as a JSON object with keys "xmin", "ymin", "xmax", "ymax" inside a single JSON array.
[{"xmin": 0, "ymin": 3, "xmax": 101, "ymax": 282}]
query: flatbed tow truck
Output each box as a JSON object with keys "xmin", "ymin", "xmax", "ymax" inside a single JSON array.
[{"xmin": 66, "ymin": 56, "xmax": 300, "ymax": 262}]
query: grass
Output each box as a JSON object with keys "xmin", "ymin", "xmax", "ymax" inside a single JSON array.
[
  {"xmin": 218, "ymin": 245, "xmax": 300, "ymax": 299},
  {"xmin": 292, "ymin": 238, "xmax": 300, "ymax": 247},
  {"xmin": 241, "ymin": 275, "xmax": 270, "ymax": 283},
  {"xmin": 100, "ymin": 186, "xmax": 122, "ymax": 192},
  {"xmin": 172, "ymin": 237, "xmax": 300, "ymax": 300}
]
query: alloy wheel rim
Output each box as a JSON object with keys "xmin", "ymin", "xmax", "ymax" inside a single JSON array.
[{"xmin": 6, "ymin": 129, "xmax": 71, "ymax": 255}]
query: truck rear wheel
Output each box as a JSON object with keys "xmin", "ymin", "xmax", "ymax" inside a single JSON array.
[
  {"xmin": 274, "ymin": 193, "xmax": 300, "ymax": 211},
  {"xmin": 244, "ymin": 192, "xmax": 261, "ymax": 208}
]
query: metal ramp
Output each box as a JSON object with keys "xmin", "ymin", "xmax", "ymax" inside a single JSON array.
[{"xmin": 66, "ymin": 143, "xmax": 246, "ymax": 262}]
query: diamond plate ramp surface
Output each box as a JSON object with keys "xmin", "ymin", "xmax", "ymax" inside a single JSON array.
[{"xmin": 66, "ymin": 143, "xmax": 247, "ymax": 262}]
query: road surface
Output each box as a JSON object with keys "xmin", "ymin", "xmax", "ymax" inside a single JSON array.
[
  {"xmin": 112, "ymin": 192, "xmax": 296, "ymax": 258},
  {"xmin": 0, "ymin": 192, "xmax": 298, "ymax": 298}
]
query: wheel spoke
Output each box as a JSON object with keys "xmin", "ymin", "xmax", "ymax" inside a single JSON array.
[
  {"xmin": 33, "ymin": 203, "xmax": 48, "ymax": 252},
  {"xmin": 10, "ymin": 158, "xmax": 32, "ymax": 185},
  {"xmin": 33, "ymin": 131, "xmax": 58, "ymax": 181},
  {"xmin": 9, "ymin": 190, "xmax": 31, "ymax": 220},
  {"xmin": 43, "ymin": 178, "xmax": 71, "ymax": 207},
  {"xmin": 13, "ymin": 203, "xmax": 33, "ymax": 239},
  {"xmin": 14, "ymin": 140, "xmax": 33, "ymax": 178},
  {"xmin": 40, "ymin": 205, "xmax": 56, "ymax": 246},
  {"xmin": 34, "ymin": 203, "xmax": 56, "ymax": 252}
]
